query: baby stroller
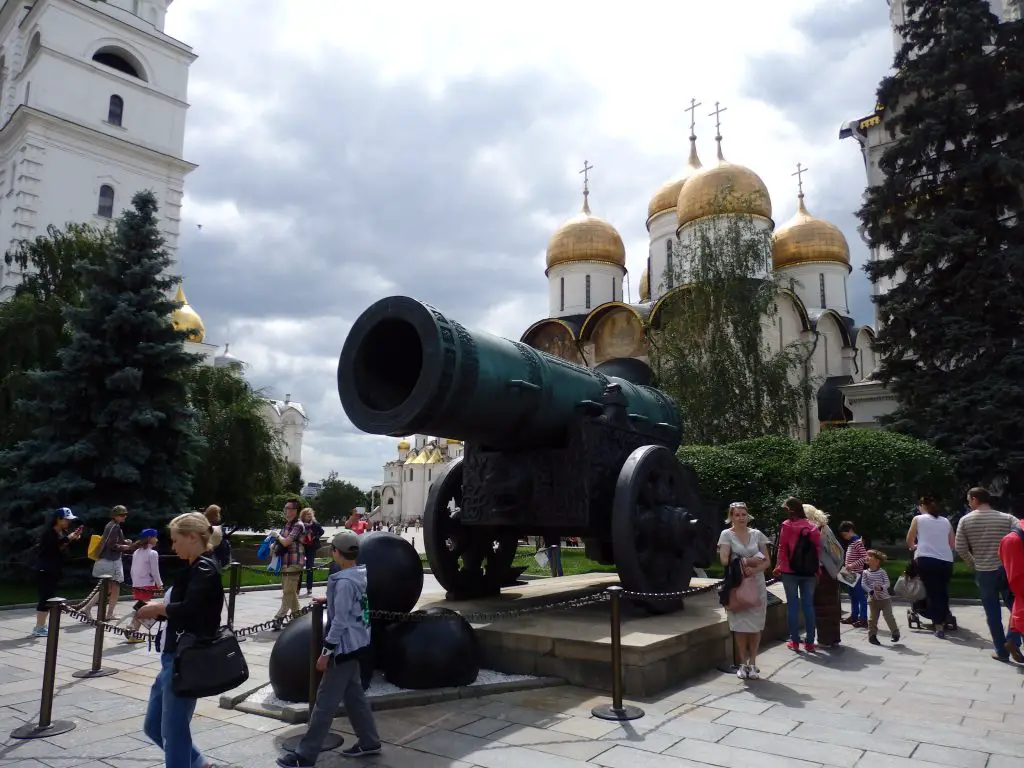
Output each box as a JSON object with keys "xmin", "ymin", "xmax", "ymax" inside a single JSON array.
[{"xmin": 903, "ymin": 560, "xmax": 957, "ymax": 631}]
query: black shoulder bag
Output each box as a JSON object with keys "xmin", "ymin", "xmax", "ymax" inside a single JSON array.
[{"xmin": 170, "ymin": 558, "xmax": 249, "ymax": 698}]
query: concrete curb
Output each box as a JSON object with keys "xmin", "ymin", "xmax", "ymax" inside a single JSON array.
[{"xmin": 222, "ymin": 676, "xmax": 566, "ymax": 723}]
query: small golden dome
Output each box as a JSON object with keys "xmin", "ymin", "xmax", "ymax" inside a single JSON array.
[
  {"xmin": 772, "ymin": 193, "xmax": 851, "ymax": 270},
  {"xmin": 647, "ymin": 137, "xmax": 703, "ymax": 224},
  {"xmin": 171, "ymin": 285, "xmax": 205, "ymax": 343},
  {"xmin": 445, "ymin": 438, "xmax": 461, "ymax": 445},
  {"xmin": 546, "ymin": 191, "xmax": 626, "ymax": 273},
  {"xmin": 676, "ymin": 141, "xmax": 772, "ymax": 229},
  {"xmin": 397, "ymin": 440, "xmax": 410, "ymax": 451},
  {"xmin": 639, "ymin": 267, "xmax": 650, "ymax": 302}
]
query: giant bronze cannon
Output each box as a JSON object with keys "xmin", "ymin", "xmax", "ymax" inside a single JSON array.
[{"xmin": 338, "ymin": 296, "xmax": 717, "ymax": 610}]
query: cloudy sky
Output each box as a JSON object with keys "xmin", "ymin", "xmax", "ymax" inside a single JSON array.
[{"xmin": 163, "ymin": 0, "xmax": 894, "ymax": 490}]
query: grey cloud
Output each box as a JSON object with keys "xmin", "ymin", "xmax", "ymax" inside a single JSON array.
[
  {"xmin": 168, "ymin": 9, "xmax": 668, "ymax": 487},
  {"xmin": 741, "ymin": 0, "xmax": 892, "ymax": 327}
]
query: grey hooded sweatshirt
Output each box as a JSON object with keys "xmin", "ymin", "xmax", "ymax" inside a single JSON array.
[{"xmin": 324, "ymin": 565, "xmax": 371, "ymax": 657}]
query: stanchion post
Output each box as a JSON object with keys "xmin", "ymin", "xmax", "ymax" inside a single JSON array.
[
  {"xmin": 72, "ymin": 576, "xmax": 117, "ymax": 679},
  {"xmin": 592, "ymin": 586, "xmax": 644, "ymax": 722},
  {"xmin": 11, "ymin": 599, "xmax": 76, "ymax": 739},
  {"xmin": 227, "ymin": 562, "xmax": 240, "ymax": 628},
  {"xmin": 282, "ymin": 601, "xmax": 342, "ymax": 753}
]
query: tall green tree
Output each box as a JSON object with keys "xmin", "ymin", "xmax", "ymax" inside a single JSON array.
[
  {"xmin": 186, "ymin": 365, "xmax": 283, "ymax": 528},
  {"xmin": 0, "ymin": 191, "xmax": 203, "ymax": 563},
  {"xmin": 0, "ymin": 224, "xmax": 112, "ymax": 449},
  {"xmin": 859, "ymin": 1, "xmax": 1024, "ymax": 499},
  {"xmin": 650, "ymin": 195, "xmax": 814, "ymax": 444},
  {"xmin": 314, "ymin": 471, "xmax": 368, "ymax": 524}
]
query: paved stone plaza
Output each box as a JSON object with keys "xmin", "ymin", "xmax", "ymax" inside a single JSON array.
[{"xmin": 0, "ymin": 587, "xmax": 1021, "ymax": 768}]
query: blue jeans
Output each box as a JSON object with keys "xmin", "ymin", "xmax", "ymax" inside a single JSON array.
[
  {"xmin": 976, "ymin": 568, "xmax": 1014, "ymax": 657},
  {"xmin": 781, "ymin": 573, "xmax": 817, "ymax": 644},
  {"xmin": 847, "ymin": 579, "xmax": 868, "ymax": 621},
  {"xmin": 144, "ymin": 653, "xmax": 206, "ymax": 768}
]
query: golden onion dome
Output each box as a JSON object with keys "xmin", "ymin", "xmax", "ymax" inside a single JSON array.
[
  {"xmin": 676, "ymin": 140, "xmax": 772, "ymax": 229},
  {"xmin": 639, "ymin": 267, "xmax": 650, "ymax": 302},
  {"xmin": 171, "ymin": 285, "xmax": 205, "ymax": 343},
  {"xmin": 772, "ymin": 193, "xmax": 851, "ymax": 270},
  {"xmin": 445, "ymin": 438, "xmax": 461, "ymax": 445},
  {"xmin": 647, "ymin": 136, "xmax": 703, "ymax": 224},
  {"xmin": 397, "ymin": 440, "xmax": 410, "ymax": 451},
  {"xmin": 546, "ymin": 191, "xmax": 626, "ymax": 273}
]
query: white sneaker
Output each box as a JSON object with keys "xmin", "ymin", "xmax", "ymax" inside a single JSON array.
[
  {"xmin": 736, "ymin": 665, "xmax": 749, "ymax": 679},
  {"xmin": 747, "ymin": 666, "xmax": 761, "ymax": 680}
]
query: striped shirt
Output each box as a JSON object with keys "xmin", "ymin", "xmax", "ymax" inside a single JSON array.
[
  {"xmin": 955, "ymin": 509, "xmax": 1020, "ymax": 571},
  {"xmin": 845, "ymin": 536, "xmax": 867, "ymax": 573},
  {"xmin": 862, "ymin": 568, "xmax": 891, "ymax": 600}
]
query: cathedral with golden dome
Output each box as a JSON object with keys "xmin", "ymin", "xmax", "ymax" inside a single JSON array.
[
  {"xmin": 170, "ymin": 283, "xmax": 310, "ymax": 467},
  {"xmin": 521, "ymin": 104, "xmax": 880, "ymax": 439}
]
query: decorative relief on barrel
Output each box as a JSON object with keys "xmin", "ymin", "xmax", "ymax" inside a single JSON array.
[{"xmin": 512, "ymin": 342, "xmax": 543, "ymax": 387}]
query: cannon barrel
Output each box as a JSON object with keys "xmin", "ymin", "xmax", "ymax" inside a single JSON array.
[{"xmin": 338, "ymin": 296, "xmax": 681, "ymax": 448}]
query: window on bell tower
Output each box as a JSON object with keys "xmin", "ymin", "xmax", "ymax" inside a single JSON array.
[
  {"xmin": 97, "ymin": 185, "xmax": 115, "ymax": 218},
  {"xmin": 107, "ymin": 95, "xmax": 123, "ymax": 126}
]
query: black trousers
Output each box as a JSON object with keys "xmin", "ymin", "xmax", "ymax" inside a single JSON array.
[
  {"xmin": 36, "ymin": 568, "xmax": 60, "ymax": 613},
  {"xmin": 915, "ymin": 556, "xmax": 953, "ymax": 624}
]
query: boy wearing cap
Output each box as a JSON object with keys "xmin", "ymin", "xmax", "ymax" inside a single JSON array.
[
  {"xmin": 278, "ymin": 530, "xmax": 380, "ymax": 766},
  {"xmin": 126, "ymin": 529, "xmax": 162, "ymax": 642}
]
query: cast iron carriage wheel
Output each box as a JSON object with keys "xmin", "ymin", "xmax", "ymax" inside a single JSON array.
[
  {"xmin": 424, "ymin": 457, "xmax": 520, "ymax": 600},
  {"xmin": 612, "ymin": 444, "xmax": 702, "ymax": 614}
]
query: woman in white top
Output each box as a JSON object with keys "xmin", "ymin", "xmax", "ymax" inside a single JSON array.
[
  {"xmin": 718, "ymin": 503, "xmax": 771, "ymax": 680},
  {"xmin": 905, "ymin": 494, "xmax": 956, "ymax": 636}
]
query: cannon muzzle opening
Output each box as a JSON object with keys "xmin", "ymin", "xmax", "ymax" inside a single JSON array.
[{"xmin": 351, "ymin": 316, "xmax": 423, "ymax": 413}]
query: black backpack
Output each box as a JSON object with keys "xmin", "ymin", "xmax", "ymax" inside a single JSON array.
[{"xmin": 790, "ymin": 529, "xmax": 819, "ymax": 576}]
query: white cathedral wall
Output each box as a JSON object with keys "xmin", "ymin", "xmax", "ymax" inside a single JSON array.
[
  {"xmin": 854, "ymin": 329, "xmax": 879, "ymax": 381},
  {"xmin": 677, "ymin": 216, "xmax": 774, "ymax": 286},
  {"xmin": 776, "ymin": 263, "xmax": 851, "ymax": 315},
  {"xmin": 646, "ymin": 209, "xmax": 676, "ymax": 300},
  {"xmin": 547, "ymin": 262, "xmax": 624, "ymax": 317}
]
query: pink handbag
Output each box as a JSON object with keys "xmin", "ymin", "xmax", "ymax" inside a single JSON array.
[{"xmin": 727, "ymin": 574, "xmax": 759, "ymax": 612}]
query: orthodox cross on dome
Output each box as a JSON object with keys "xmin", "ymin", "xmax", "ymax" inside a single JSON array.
[
  {"xmin": 579, "ymin": 159, "xmax": 594, "ymax": 213},
  {"xmin": 708, "ymin": 101, "xmax": 727, "ymax": 140},
  {"xmin": 685, "ymin": 98, "xmax": 702, "ymax": 139},
  {"xmin": 792, "ymin": 162, "xmax": 809, "ymax": 200}
]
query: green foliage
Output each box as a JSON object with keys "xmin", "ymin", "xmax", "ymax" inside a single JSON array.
[
  {"xmin": 186, "ymin": 366, "xmax": 283, "ymax": 530},
  {"xmin": 797, "ymin": 429, "xmax": 957, "ymax": 541},
  {"xmin": 0, "ymin": 224, "xmax": 113, "ymax": 451},
  {"xmin": 858, "ymin": 1, "xmax": 1024, "ymax": 499},
  {"xmin": 283, "ymin": 462, "xmax": 304, "ymax": 494},
  {"xmin": 651, "ymin": 193, "xmax": 814, "ymax": 445},
  {"xmin": 725, "ymin": 435, "xmax": 807, "ymax": 533},
  {"xmin": 314, "ymin": 471, "xmax": 368, "ymax": 524},
  {"xmin": 677, "ymin": 445, "xmax": 759, "ymax": 524},
  {"xmin": 0, "ymin": 191, "xmax": 204, "ymax": 569}
]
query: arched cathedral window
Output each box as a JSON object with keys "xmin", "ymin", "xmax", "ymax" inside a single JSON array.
[
  {"xmin": 97, "ymin": 184, "xmax": 115, "ymax": 218},
  {"xmin": 585, "ymin": 275, "xmax": 591, "ymax": 309},
  {"xmin": 107, "ymin": 95, "xmax": 123, "ymax": 126},
  {"xmin": 819, "ymin": 273, "xmax": 826, "ymax": 308}
]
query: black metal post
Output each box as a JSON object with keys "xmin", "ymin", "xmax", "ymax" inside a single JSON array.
[
  {"xmin": 548, "ymin": 544, "xmax": 560, "ymax": 578},
  {"xmin": 11, "ymin": 599, "xmax": 76, "ymax": 739},
  {"xmin": 282, "ymin": 602, "xmax": 342, "ymax": 752},
  {"xmin": 592, "ymin": 586, "xmax": 644, "ymax": 721},
  {"xmin": 227, "ymin": 562, "xmax": 248, "ymax": 643},
  {"xmin": 72, "ymin": 576, "xmax": 117, "ymax": 679}
]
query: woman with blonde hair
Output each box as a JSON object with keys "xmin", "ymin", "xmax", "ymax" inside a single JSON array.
[
  {"xmin": 718, "ymin": 502, "xmax": 772, "ymax": 679},
  {"xmin": 804, "ymin": 503, "xmax": 844, "ymax": 647},
  {"xmin": 137, "ymin": 511, "xmax": 223, "ymax": 768},
  {"xmin": 203, "ymin": 504, "xmax": 231, "ymax": 567}
]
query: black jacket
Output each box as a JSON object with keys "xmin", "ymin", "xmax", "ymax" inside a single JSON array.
[
  {"xmin": 719, "ymin": 556, "xmax": 745, "ymax": 608},
  {"xmin": 161, "ymin": 554, "xmax": 224, "ymax": 654}
]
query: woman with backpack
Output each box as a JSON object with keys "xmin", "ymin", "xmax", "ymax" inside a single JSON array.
[{"xmin": 774, "ymin": 497, "xmax": 822, "ymax": 652}]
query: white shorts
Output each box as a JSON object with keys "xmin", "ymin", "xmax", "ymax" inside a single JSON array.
[{"xmin": 92, "ymin": 558, "xmax": 125, "ymax": 583}]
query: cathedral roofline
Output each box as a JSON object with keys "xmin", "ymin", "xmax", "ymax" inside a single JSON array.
[{"xmin": 0, "ymin": 106, "xmax": 197, "ymax": 174}]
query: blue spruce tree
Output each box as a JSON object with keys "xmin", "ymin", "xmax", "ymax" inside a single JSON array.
[{"xmin": 0, "ymin": 191, "xmax": 203, "ymax": 563}]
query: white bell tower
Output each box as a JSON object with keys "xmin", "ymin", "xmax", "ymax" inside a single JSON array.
[{"xmin": 0, "ymin": 0, "xmax": 196, "ymax": 299}]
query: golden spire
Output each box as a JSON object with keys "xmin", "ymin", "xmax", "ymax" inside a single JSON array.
[
  {"xmin": 579, "ymin": 159, "xmax": 594, "ymax": 214},
  {"xmin": 646, "ymin": 99, "xmax": 704, "ymax": 223},
  {"xmin": 772, "ymin": 163, "xmax": 850, "ymax": 271},
  {"xmin": 171, "ymin": 283, "xmax": 206, "ymax": 343}
]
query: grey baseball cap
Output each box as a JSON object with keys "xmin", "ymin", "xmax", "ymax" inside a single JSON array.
[{"xmin": 331, "ymin": 530, "xmax": 361, "ymax": 556}]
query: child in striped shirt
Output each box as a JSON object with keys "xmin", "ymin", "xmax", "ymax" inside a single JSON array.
[
  {"xmin": 864, "ymin": 550, "xmax": 900, "ymax": 645},
  {"xmin": 839, "ymin": 521, "xmax": 869, "ymax": 627}
]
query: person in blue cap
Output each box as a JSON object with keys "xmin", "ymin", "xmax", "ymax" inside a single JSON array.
[
  {"xmin": 33, "ymin": 508, "xmax": 83, "ymax": 637},
  {"xmin": 126, "ymin": 528, "xmax": 163, "ymax": 642}
]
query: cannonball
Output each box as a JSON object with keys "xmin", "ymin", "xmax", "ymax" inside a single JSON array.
[
  {"xmin": 356, "ymin": 532, "xmax": 424, "ymax": 615},
  {"xmin": 268, "ymin": 612, "xmax": 372, "ymax": 702},
  {"xmin": 383, "ymin": 607, "xmax": 479, "ymax": 689}
]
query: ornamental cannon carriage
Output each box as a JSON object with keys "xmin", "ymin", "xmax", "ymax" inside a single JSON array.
[{"xmin": 337, "ymin": 296, "xmax": 717, "ymax": 612}]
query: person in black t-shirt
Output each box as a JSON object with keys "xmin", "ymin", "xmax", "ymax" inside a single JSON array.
[{"xmin": 33, "ymin": 507, "xmax": 84, "ymax": 637}]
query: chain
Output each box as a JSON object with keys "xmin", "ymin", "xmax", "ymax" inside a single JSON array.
[
  {"xmin": 619, "ymin": 576, "xmax": 779, "ymax": 601},
  {"xmin": 60, "ymin": 603, "xmax": 149, "ymax": 642},
  {"xmin": 234, "ymin": 604, "xmax": 314, "ymax": 636},
  {"xmin": 366, "ymin": 590, "xmax": 611, "ymax": 623}
]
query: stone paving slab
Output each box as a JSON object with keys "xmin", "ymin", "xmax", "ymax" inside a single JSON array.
[{"xmin": 1, "ymin": 587, "xmax": 1022, "ymax": 767}]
